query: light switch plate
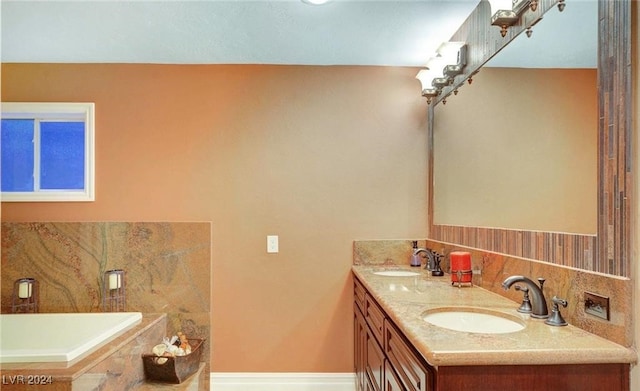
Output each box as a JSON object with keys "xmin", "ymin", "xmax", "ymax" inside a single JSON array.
[
  {"xmin": 584, "ymin": 291, "xmax": 610, "ymax": 321},
  {"xmin": 267, "ymin": 235, "xmax": 279, "ymax": 253}
]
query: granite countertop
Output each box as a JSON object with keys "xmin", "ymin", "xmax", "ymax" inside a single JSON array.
[{"xmin": 352, "ymin": 265, "xmax": 637, "ymax": 367}]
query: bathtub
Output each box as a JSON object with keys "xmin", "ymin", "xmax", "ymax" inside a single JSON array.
[{"xmin": 0, "ymin": 312, "xmax": 142, "ymax": 364}]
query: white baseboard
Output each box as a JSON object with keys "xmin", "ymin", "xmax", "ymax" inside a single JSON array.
[{"xmin": 210, "ymin": 372, "xmax": 356, "ymax": 391}]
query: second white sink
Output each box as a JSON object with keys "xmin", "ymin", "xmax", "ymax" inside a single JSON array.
[{"xmin": 422, "ymin": 307, "xmax": 525, "ymax": 334}]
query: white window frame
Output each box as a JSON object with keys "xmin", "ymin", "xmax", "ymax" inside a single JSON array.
[{"xmin": 1, "ymin": 102, "xmax": 95, "ymax": 202}]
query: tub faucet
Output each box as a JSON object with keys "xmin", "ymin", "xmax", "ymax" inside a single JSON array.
[{"xmin": 502, "ymin": 276, "xmax": 549, "ymax": 319}]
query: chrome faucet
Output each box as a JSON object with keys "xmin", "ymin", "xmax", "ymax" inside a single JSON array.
[
  {"xmin": 413, "ymin": 248, "xmax": 434, "ymax": 271},
  {"xmin": 413, "ymin": 248, "xmax": 444, "ymax": 276},
  {"xmin": 502, "ymin": 276, "xmax": 549, "ymax": 319}
]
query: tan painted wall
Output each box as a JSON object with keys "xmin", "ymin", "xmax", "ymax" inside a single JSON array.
[{"xmin": 0, "ymin": 63, "xmax": 429, "ymax": 372}]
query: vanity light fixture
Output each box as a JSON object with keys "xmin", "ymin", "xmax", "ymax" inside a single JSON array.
[
  {"xmin": 416, "ymin": 42, "xmax": 468, "ymax": 104},
  {"xmin": 439, "ymin": 42, "xmax": 467, "ymax": 79},
  {"xmin": 489, "ymin": 0, "xmax": 532, "ymax": 37},
  {"xmin": 422, "ymin": 89, "xmax": 440, "ymax": 104},
  {"xmin": 415, "ymin": 69, "xmax": 440, "ymax": 104},
  {"xmin": 427, "ymin": 56, "xmax": 450, "ymax": 89}
]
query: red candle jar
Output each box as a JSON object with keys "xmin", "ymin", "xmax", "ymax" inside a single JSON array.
[{"xmin": 450, "ymin": 251, "xmax": 472, "ymax": 284}]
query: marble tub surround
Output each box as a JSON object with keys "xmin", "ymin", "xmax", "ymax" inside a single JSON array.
[
  {"xmin": 0, "ymin": 313, "xmax": 167, "ymax": 391},
  {"xmin": 1, "ymin": 222, "xmax": 211, "ymax": 389},
  {"xmin": 353, "ymin": 239, "xmax": 633, "ymax": 347},
  {"xmin": 352, "ymin": 265, "xmax": 636, "ymax": 366}
]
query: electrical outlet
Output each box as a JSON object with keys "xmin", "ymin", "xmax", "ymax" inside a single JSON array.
[
  {"xmin": 584, "ymin": 291, "xmax": 610, "ymax": 321},
  {"xmin": 267, "ymin": 235, "xmax": 279, "ymax": 253}
]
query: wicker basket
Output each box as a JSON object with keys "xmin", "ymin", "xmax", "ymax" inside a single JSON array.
[{"xmin": 142, "ymin": 338, "xmax": 205, "ymax": 384}]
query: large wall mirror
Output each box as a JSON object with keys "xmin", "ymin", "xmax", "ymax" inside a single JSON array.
[
  {"xmin": 427, "ymin": 0, "xmax": 632, "ymax": 277},
  {"xmin": 434, "ymin": 1, "xmax": 597, "ymax": 234}
]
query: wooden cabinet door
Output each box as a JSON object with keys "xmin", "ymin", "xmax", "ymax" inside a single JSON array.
[
  {"xmin": 385, "ymin": 320, "xmax": 434, "ymax": 391},
  {"xmin": 366, "ymin": 325, "xmax": 385, "ymax": 391},
  {"xmin": 385, "ymin": 359, "xmax": 407, "ymax": 391}
]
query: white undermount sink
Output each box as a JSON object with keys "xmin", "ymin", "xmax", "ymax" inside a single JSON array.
[
  {"xmin": 422, "ymin": 307, "xmax": 525, "ymax": 334},
  {"xmin": 374, "ymin": 270, "xmax": 421, "ymax": 277}
]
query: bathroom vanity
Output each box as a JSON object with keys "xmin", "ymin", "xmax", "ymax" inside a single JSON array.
[{"xmin": 353, "ymin": 266, "xmax": 635, "ymax": 391}]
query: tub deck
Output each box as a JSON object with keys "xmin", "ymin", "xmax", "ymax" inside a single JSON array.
[{"xmin": 1, "ymin": 312, "xmax": 143, "ymax": 365}]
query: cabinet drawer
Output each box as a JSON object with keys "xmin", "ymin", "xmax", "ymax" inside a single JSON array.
[
  {"xmin": 354, "ymin": 277, "xmax": 366, "ymax": 313},
  {"xmin": 366, "ymin": 325, "xmax": 385, "ymax": 391},
  {"xmin": 385, "ymin": 320, "xmax": 433, "ymax": 391},
  {"xmin": 365, "ymin": 294, "xmax": 385, "ymax": 346}
]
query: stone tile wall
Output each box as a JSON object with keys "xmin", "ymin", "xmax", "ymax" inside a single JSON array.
[{"xmin": 1, "ymin": 222, "xmax": 211, "ymax": 388}]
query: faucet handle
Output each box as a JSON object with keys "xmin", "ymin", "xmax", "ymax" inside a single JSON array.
[
  {"xmin": 552, "ymin": 296, "xmax": 568, "ymax": 308},
  {"xmin": 544, "ymin": 296, "xmax": 568, "ymax": 327},
  {"xmin": 514, "ymin": 285, "xmax": 532, "ymax": 314},
  {"xmin": 431, "ymin": 252, "xmax": 444, "ymax": 277}
]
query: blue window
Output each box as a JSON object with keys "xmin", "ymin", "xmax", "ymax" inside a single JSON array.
[
  {"xmin": 1, "ymin": 103, "xmax": 95, "ymax": 202},
  {"xmin": 1, "ymin": 119, "xmax": 35, "ymax": 192}
]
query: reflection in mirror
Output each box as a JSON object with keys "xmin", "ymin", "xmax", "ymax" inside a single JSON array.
[{"xmin": 432, "ymin": 1, "xmax": 597, "ymax": 234}]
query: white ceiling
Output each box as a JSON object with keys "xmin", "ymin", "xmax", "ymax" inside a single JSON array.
[{"xmin": 1, "ymin": 0, "xmax": 596, "ymax": 68}]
